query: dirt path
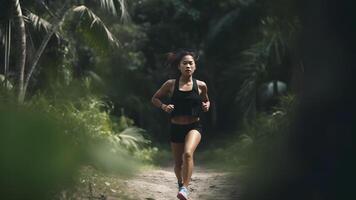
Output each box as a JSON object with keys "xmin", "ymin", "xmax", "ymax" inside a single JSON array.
[{"xmin": 122, "ymin": 166, "xmax": 240, "ymax": 200}]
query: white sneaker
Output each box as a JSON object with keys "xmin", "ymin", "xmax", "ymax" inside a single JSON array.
[{"xmin": 177, "ymin": 186, "xmax": 189, "ymax": 200}]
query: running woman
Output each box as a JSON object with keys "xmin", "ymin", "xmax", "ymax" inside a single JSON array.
[{"xmin": 151, "ymin": 49, "xmax": 210, "ymax": 200}]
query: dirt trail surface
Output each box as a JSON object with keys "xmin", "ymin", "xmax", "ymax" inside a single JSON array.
[{"xmin": 122, "ymin": 166, "xmax": 240, "ymax": 200}]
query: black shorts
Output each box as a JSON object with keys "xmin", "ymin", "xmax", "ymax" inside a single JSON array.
[{"xmin": 170, "ymin": 121, "xmax": 203, "ymax": 143}]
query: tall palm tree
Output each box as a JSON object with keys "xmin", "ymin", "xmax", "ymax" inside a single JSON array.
[
  {"xmin": 0, "ymin": 17, "xmax": 11, "ymax": 88},
  {"xmin": 0, "ymin": 0, "xmax": 128, "ymax": 103},
  {"xmin": 7, "ymin": 0, "xmax": 26, "ymax": 102}
]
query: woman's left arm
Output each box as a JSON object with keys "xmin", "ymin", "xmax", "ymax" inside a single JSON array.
[{"xmin": 200, "ymin": 81, "xmax": 210, "ymax": 112}]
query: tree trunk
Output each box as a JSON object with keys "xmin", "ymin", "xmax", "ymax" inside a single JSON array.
[
  {"xmin": 12, "ymin": 0, "xmax": 26, "ymax": 103},
  {"xmin": 22, "ymin": 3, "xmax": 71, "ymax": 100},
  {"xmin": 23, "ymin": 21, "xmax": 60, "ymax": 97},
  {"xmin": 4, "ymin": 20, "xmax": 11, "ymax": 88}
]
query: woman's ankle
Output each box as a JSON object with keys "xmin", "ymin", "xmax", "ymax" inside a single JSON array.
[{"xmin": 178, "ymin": 181, "xmax": 183, "ymax": 188}]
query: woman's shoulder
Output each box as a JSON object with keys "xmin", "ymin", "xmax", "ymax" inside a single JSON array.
[
  {"xmin": 162, "ymin": 79, "xmax": 176, "ymax": 89},
  {"xmin": 195, "ymin": 79, "xmax": 207, "ymax": 88},
  {"xmin": 165, "ymin": 79, "xmax": 176, "ymax": 85}
]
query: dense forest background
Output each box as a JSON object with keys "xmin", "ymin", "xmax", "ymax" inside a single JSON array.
[
  {"xmin": 0, "ymin": 0, "xmax": 354, "ymax": 199},
  {"xmin": 0, "ymin": 0, "xmax": 304, "ymax": 139}
]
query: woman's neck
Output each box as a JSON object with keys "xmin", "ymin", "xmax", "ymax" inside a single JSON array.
[{"xmin": 179, "ymin": 75, "xmax": 193, "ymax": 83}]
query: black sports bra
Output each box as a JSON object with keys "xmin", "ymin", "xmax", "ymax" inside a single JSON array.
[{"xmin": 170, "ymin": 78, "xmax": 202, "ymax": 117}]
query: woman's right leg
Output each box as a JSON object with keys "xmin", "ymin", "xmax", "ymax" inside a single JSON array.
[
  {"xmin": 182, "ymin": 130, "xmax": 201, "ymax": 187},
  {"xmin": 171, "ymin": 142, "xmax": 185, "ymax": 184}
]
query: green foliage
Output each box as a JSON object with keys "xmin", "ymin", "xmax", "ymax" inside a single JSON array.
[
  {"xmin": 28, "ymin": 92, "xmax": 152, "ymax": 154},
  {"xmin": 133, "ymin": 144, "xmax": 171, "ymax": 165},
  {"xmin": 232, "ymin": 16, "xmax": 300, "ymax": 118},
  {"xmin": 133, "ymin": 0, "xmax": 201, "ymax": 22},
  {"xmin": 0, "ymin": 74, "xmax": 14, "ymax": 90},
  {"xmin": 0, "ymin": 103, "xmax": 82, "ymax": 199},
  {"xmin": 72, "ymin": 5, "xmax": 119, "ymax": 49},
  {"xmin": 117, "ymin": 127, "xmax": 150, "ymax": 151},
  {"xmin": 0, "ymin": 87, "xmax": 161, "ymax": 198},
  {"xmin": 0, "ymin": 0, "xmax": 305, "ymax": 198},
  {"xmin": 200, "ymin": 94, "xmax": 296, "ymax": 169}
]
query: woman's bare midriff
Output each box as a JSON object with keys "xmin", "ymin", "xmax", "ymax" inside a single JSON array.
[{"xmin": 171, "ymin": 116, "xmax": 200, "ymax": 125}]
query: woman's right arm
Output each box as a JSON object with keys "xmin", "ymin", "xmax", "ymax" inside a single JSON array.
[{"xmin": 151, "ymin": 80, "xmax": 175, "ymax": 113}]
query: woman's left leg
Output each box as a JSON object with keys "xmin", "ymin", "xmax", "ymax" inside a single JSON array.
[
  {"xmin": 182, "ymin": 130, "xmax": 201, "ymax": 187},
  {"xmin": 171, "ymin": 142, "xmax": 185, "ymax": 185}
]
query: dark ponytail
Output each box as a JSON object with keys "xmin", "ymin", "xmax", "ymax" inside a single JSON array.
[{"xmin": 166, "ymin": 52, "xmax": 177, "ymax": 67}]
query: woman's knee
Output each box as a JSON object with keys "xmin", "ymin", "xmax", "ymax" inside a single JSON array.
[{"xmin": 182, "ymin": 151, "xmax": 193, "ymax": 161}]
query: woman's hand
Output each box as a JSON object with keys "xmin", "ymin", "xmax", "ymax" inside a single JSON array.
[
  {"xmin": 162, "ymin": 104, "xmax": 175, "ymax": 113},
  {"xmin": 202, "ymin": 101, "xmax": 210, "ymax": 112}
]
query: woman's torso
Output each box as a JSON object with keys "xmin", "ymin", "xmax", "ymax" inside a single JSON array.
[{"xmin": 169, "ymin": 78, "xmax": 202, "ymax": 125}]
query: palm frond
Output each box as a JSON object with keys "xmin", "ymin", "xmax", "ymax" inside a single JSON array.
[
  {"xmin": 116, "ymin": 0, "xmax": 129, "ymax": 21},
  {"xmin": 24, "ymin": 11, "xmax": 52, "ymax": 32},
  {"xmin": 99, "ymin": 0, "xmax": 117, "ymax": 15},
  {"xmin": 72, "ymin": 5, "xmax": 119, "ymax": 47},
  {"xmin": 24, "ymin": 10, "xmax": 61, "ymax": 39},
  {"xmin": 118, "ymin": 127, "xmax": 150, "ymax": 151},
  {"xmin": 98, "ymin": 0, "xmax": 129, "ymax": 20}
]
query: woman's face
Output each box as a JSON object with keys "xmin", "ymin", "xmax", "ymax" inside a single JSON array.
[{"xmin": 178, "ymin": 55, "xmax": 196, "ymax": 77}]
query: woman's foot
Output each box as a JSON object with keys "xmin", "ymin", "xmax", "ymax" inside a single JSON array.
[{"xmin": 177, "ymin": 186, "xmax": 189, "ymax": 200}]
